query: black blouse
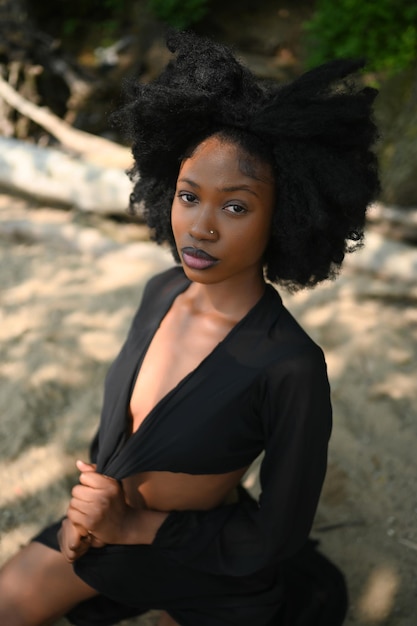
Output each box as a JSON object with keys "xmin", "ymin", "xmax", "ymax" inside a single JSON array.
[{"xmin": 69, "ymin": 266, "xmax": 332, "ymax": 622}]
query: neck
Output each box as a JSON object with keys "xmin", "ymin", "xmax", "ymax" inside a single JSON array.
[{"xmin": 184, "ymin": 273, "xmax": 266, "ymax": 322}]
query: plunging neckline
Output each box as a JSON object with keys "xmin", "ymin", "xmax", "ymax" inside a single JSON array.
[{"xmin": 126, "ymin": 276, "xmax": 271, "ymax": 441}]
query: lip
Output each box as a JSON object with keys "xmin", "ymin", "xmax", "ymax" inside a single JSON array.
[{"xmin": 181, "ymin": 246, "xmax": 219, "ymax": 270}]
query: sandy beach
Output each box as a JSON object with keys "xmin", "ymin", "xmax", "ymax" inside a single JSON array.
[{"xmin": 1, "ymin": 192, "xmax": 416, "ymax": 625}]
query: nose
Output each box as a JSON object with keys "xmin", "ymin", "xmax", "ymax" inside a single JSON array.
[{"xmin": 189, "ymin": 207, "xmax": 217, "ymax": 241}]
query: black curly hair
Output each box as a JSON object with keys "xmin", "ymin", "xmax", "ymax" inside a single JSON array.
[{"xmin": 114, "ymin": 30, "xmax": 380, "ymax": 289}]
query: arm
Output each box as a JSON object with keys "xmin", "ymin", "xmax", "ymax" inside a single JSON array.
[{"xmin": 152, "ymin": 348, "xmax": 332, "ymax": 576}]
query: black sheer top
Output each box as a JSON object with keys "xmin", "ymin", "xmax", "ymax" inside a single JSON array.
[{"xmin": 80, "ymin": 267, "xmax": 331, "ymax": 578}]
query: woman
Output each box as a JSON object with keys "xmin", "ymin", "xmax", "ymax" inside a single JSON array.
[{"xmin": 0, "ymin": 31, "xmax": 379, "ymax": 626}]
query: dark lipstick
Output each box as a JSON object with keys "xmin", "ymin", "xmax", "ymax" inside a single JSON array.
[{"xmin": 181, "ymin": 247, "xmax": 219, "ymax": 270}]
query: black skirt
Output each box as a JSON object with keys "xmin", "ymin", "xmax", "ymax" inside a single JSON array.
[
  {"xmin": 33, "ymin": 522, "xmax": 347, "ymax": 626},
  {"xmin": 33, "ymin": 521, "xmax": 284, "ymax": 626}
]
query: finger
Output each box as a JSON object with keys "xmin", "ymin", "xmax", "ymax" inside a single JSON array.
[
  {"xmin": 76, "ymin": 459, "xmax": 97, "ymax": 472},
  {"xmin": 63, "ymin": 541, "xmax": 90, "ymax": 563},
  {"xmin": 71, "ymin": 484, "xmax": 96, "ymax": 502},
  {"xmin": 58, "ymin": 520, "xmax": 86, "ymax": 561},
  {"xmin": 77, "ymin": 472, "xmax": 102, "ymax": 489},
  {"xmin": 90, "ymin": 536, "xmax": 106, "ymax": 549},
  {"xmin": 78, "ymin": 471, "xmax": 107, "ymax": 488},
  {"xmin": 79, "ymin": 471, "xmax": 118, "ymax": 492},
  {"xmin": 61, "ymin": 518, "xmax": 81, "ymax": 550},
  {"xmin": 70, "ymin": 487, "xmax": 109, "ymax": 518},
  {"xmin": 67, "ymin": 504, "xmax": 91, "ymax": 529},
  {"xmin": 61, "ymin": 517, "xmax": 90, "ymax": 544},
  {"xmin": 68, "ymin": 498, "xmax": 88, "ymax": 516},
  {"xmin": 79, "ymin": 531, "xmax": 93, "ymax": 545},
  {"xmin": 68, "ymin": 531, "xmax": 84, "ymax": 552}
]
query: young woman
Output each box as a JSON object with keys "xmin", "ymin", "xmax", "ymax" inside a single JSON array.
[{"xmin": 0, "ymin": 31, "xmax": 379, "ymax": 626}]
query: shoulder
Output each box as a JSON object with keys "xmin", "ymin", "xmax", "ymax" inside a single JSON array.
[
  {"xmin": 255, "ymin": 288, "xmax": 330, "ymax": 405},
  {"xmin": 230, "ymin": 284, "xmax": 326, "ymax": 379},
  {"xmin": 257, "ymin": 295, "xmax": 332, "ymax": 436},
  {"xmin": 259, "ymin": 285, "xmax": 326, "ymax": 370}
]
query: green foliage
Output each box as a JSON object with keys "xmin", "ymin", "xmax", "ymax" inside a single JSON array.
[
  {"xmin": 31, "ymin": 0, "xmax": 130, "ymax": 47},
  {"xmin": 147, "ymin": 0, "xmax": 209, "ymax": 29},
  {"xmin": 305, "ymin": 0, "xmax": 417, "ymax": 73}
]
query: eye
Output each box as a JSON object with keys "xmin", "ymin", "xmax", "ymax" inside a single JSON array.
[
  {"xmin": 178, "ymin": 191, "xmax": 197, "ymax": 204},
  {"xmin": 223, "ymin": 203, "xmax": 247, "ymax": 215}
]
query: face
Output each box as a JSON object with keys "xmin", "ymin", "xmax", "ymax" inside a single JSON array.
[{"xmin": 171, "ymin": 135, "xmax": 275, "ymax": 289}]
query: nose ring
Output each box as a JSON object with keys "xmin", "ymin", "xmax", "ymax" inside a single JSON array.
[{"xmin": 209, "ymin": 230, "xmax": 214, "ymax": 235}]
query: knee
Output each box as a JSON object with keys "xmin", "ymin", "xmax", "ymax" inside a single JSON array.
[
  {"xmin": 0, "ymin": 556, "xmax": 50, "ymax": 626},
  {"xmin": 0, "ymin": 563, "xmax": 19, "ymax": 602},
  {"xmin": 0, "ymin": 566, "xmax": 31, "ymax": 626}
]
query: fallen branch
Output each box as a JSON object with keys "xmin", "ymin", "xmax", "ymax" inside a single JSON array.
[
  {"xmin": 0, "ymin": 137, "xmax": 133, "ymax": 214},
  {"xmin": 0, "ymin": 73, "xmax": 132, "ymax": 169}
]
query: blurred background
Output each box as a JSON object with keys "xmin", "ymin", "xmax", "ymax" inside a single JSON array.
[
  {"xmin": 0, "ymin": 1, "xmax": 416, "ymax": 625},
  {"xmin": 2, "ymin": 0, "xmax": 417, "ymax": 207}
]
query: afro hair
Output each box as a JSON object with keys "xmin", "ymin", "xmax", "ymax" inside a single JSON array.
[{"xmin": 114, "ymin": 30, "xmax": 380, "ymax": 289}]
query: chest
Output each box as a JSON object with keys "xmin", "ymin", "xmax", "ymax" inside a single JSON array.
[{"xmin": 129, "ymin": 301, "xmax": 235, "ymax": 434}]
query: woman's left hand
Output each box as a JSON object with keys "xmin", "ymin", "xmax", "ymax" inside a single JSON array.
[
  {"xmin": 58, "ymin": 517, "xmax": 93, "ymax": 562},
  {"xmin": 67, "ymin": 460, "xmax": 132, "ymax": 545}
]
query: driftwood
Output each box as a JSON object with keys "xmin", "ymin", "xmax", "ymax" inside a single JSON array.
[
  {"xmin": 0, "ymin": 74, "xmax": 132, "ymax": 169},
  {"xmin": 0, "ymin": 74, "xmax": 136, "ymax": 213},
  {"xmin": 0, "ymin": 137, "xmax": 133, "ymax": 214}
]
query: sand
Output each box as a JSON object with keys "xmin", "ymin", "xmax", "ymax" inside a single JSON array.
[{"xmin": 0, "ymin": 193, "xmax": 416, "ymax": 625}]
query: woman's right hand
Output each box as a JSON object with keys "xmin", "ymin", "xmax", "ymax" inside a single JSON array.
[{"xmin": 59, "ymin": 461, "xmax": 107, "ymax": 562}]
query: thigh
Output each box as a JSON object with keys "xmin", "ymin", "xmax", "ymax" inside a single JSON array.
[{"xmin": 0, "ymin": 541, "xmax": 98, "ymax": 625}]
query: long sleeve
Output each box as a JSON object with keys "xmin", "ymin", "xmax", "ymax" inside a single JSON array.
[{"xmin": 153, "ymin": 345, "xmax": 332, "ymax": 577}]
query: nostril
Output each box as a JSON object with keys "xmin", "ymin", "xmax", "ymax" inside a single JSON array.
[{"xmin": 189, "ymin": 220, "xmax": 216, "ymax": 240}]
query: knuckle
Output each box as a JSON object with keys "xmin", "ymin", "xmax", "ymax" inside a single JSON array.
[{"xmin": 99, "ymin": 495, "xmax": 110, "ymax": 508}]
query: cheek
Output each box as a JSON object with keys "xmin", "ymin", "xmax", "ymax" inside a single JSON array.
[
  {"xmin": 244, "ymin": 216, "xmax": 273, "ymax": 258},
  {"xmin": 170, "ymin": 201, "xmax": 180, "ymax": 231},
  {"xmin": 253, "ymin": 232, "xmax": 271, "ymax": 261},
  {"xmin": 171, "ymin": 201, "xmax": 187, "ymax": 242}
]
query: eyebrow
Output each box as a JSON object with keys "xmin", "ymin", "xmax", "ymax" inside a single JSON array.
[{"xmin": 177, "ymin": 178, "xmax": 260, "ymax": 198}]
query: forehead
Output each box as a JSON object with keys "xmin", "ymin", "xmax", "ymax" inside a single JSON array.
[{"xmin": 182, "ymin": 135, "xmax": 273, "ymax": 184}]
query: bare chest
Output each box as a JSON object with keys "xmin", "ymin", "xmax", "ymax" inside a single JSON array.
[{"xmin": 129, "ymin": 304, "xmax": 233, "ymax": 435}]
